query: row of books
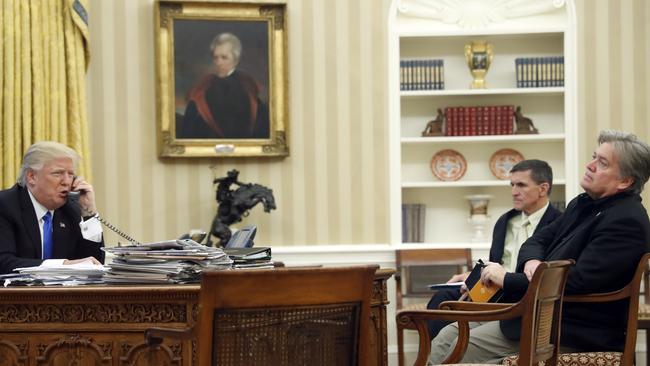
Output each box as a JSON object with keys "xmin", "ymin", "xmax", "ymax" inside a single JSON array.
[
  {"xmin": 515, "ymin": 56, "xmax": 564, "ymax": 88},
  {"xmin": 400, "ymin": 59, "xmax": 445, "ymax": 91},
  {"xmin": 444, "ymin": 105, "xmax": 515, "ymax": 136},
  {"xmin": 402, "ymin": 204, "xmax": 426, "ymax": 243}
]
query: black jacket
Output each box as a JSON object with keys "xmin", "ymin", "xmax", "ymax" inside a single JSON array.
[
  {"xmin": 0, "ymin": 184, "xmax": 105, "ymax": 274},
  {"xmin": 500, "ymin": 191, "xmax": 650, "ymax": 351}
]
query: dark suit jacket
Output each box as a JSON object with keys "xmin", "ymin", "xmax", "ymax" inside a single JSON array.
[
  {"xmin": 0, "ymin": 184, "xmax": 105, "ymax": 274},
  {"xmin": 500, "ymin": 191, "xmax": 650, "ymax": 351},
  {"xmin": 426, "ymin": 204, "xmax": 561, "ymax": 337}
]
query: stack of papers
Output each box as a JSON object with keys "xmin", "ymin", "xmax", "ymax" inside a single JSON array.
[
  {"xmin": 224, "ymin": 247, "xmax": 274, "ymax": 269},
  {"xmin": 10, "ymin": 261, "xmax": 106, "ymax": 286},
  {"xmin": 102, "ymin": 239, "xmax": 233, "ymax": 283}
]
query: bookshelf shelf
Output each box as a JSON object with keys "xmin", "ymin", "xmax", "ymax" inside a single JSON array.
[
  {"xmin": 397, "ymin": 27, "xmax": 568, "ymax": 38},
  {"xmin": 401, "ymin": 134, "xmax": 565, "ymax": 144},
  {"xmin": 401, "ymin": 87, "xmax": 564, "ymax": 97},
  {"xmin": 388, "ymin": 0, "xmax": 578, "ymax": 247},
  {"xmin": 395, "ymin": 242, "xmax": 491, "ymax": 250},
  {"xmin": 402, "ymin": 179, "xmax": 567, "ymax": 188}
]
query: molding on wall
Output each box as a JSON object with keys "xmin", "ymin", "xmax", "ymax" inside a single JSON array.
[{"xmin": 272, "ymin": 243, "xmax": 490, "ymax": 266}]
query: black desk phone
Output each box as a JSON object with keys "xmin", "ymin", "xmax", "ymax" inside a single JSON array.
[{"xmin": 225, "ymin": 225, "xmax": 257, "ymax": 248}]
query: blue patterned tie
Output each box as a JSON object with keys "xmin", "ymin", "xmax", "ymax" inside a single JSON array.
[{"xmin": 42, "ymin": 211, "xmax": 53, "ymax": 259}]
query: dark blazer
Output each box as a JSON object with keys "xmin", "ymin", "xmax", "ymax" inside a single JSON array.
[
  {"xmin": 0, "ymin": 184, "xmax": 105, "ymax": 274},
  {"xmin": 426, "ymin": 204, "xmax": 561, "ymax": 337},
  {"xmin": 500, "ymin": 191, "xmax": 650, "ymax": 351}
]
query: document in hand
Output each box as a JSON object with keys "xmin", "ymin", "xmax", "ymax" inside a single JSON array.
[
  {"xmin": 428, "ymin": 281, "xmax": 464, "ymax": 290},
  {"xmin": 464, "ymin": 260, "xmax": 503, "ymax": 303},
  {"xmin": 224, "ymin": 247, "xmax": 271, "ymax": 261}
]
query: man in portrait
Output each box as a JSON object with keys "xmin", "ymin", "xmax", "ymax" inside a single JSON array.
[{"xmin": 176, "ymin": 32, "xmax": 270, "ymax": 139}]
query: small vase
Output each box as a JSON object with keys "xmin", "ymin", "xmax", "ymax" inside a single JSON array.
[
  {"xmin": 465, "ymin": 194, "xmax": 493, "ymax": 242},
  {"xmin": 464, "ymin": 41, "xmax": 493, "ymax": 89}
]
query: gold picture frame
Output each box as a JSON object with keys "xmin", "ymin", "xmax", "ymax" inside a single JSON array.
[{"xmin": 155, "ymin": 0, "xmax": 289, "ymax": 158}]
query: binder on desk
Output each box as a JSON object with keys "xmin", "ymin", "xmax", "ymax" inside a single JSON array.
[{"xmin": 224, "ymin": 247, "xmax": 272, "ymax": 262}]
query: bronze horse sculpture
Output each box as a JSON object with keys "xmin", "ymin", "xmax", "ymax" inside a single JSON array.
[{"xmin": 207, "ymin": 170, "xmax": 276, "ymax": 247}]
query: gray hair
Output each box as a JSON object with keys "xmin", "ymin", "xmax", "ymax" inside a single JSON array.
[
  {"xmin": 598, "ymin": 130, "xmax": 650, "ymax": 195},
  {"xmin": 510, "ymin": 159, "xmax": 554, "ymax": 195},
  {"xmin": 18, "ymin": 141, "xmax": 80, "ymax": 187},
  {"xmin": 210, "ymin": 32, "xmax": 242, "ymax": 64}
]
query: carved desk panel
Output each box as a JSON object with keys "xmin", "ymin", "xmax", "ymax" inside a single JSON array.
[{"xmin": 0, "ymin": 269, "xmax": 393, "ymax": 365}]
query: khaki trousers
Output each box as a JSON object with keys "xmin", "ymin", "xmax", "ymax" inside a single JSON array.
[{"xmin": 428, "ymin": 321, "xmax": 584, "ymax": 365}]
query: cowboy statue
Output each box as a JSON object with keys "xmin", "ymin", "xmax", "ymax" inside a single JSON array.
[{"xmin": 208, "ymin": 169, "xmax": 276, "ymax": 247}]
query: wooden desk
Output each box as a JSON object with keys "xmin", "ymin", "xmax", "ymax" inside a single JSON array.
[{"xmin": 0, "ymin": 268, "xmax": 394, "ymax": 365}]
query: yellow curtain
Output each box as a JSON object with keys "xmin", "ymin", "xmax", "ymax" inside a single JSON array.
[{"xmin": 0, "ymin": 0, "xmax": 91, "ymax": 189}]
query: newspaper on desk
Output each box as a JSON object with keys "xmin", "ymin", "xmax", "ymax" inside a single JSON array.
[{"xmin": 102, "ymin": 239, "xmax": 232, "ymax": 283}]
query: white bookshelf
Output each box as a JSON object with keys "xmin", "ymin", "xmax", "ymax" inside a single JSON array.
[{"xmin": 388, "ymin": 0, "xmax": 579, "ymax": 247}]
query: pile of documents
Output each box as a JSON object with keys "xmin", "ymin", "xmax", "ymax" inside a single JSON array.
[
  {"xmin": 224, "ymin": 247, "xmax": 274, "ymax": 269},
  {"xmin": 103, "ymin": 239, "xmax": 232, "ymax": 283},
  {"xmin": 6, "ymin": 261, "xmax": 106, "ymax": 286}
]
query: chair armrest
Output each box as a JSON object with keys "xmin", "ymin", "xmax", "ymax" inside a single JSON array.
[
  {"xmin": 396, "ymin": 305, "xmax": 521, "ymax": 364},
  {"xmin": 439, "ymin": 300, "xmax": 513, "ymax": 311},
  {"xmin": 145, "ymin": 327, "xmax": 195, "ymax": 346},
  {"xmin": 396, "ymin": 304, "xmax": 523, "ymax": 361},
  {"xmin": 397, "ymin": 304, "xmax": 521, "ymax": 327},
  {"xmin": 564, "ymin": 288, "xmax": 628, "ymax": 303}
]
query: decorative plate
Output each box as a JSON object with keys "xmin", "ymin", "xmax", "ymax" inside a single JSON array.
[
  {"xmin": 430, "ymin": 149, "xmax": 467, "ymax": 181},
  {"xmin": 490, "ymin": 148, "xmax": 524, "ymax": 180}
]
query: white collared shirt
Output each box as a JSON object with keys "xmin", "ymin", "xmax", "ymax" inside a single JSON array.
[{"xmin": 502, "ymin": 202, "xmax": 550, "ymax": 272}]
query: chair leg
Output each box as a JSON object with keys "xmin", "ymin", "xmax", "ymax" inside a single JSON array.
[
  {"xmin": 398, "ymin": 325, "xmax": 405, "ymax": 366},
  {"xmin": 646, "ymin": 329, "xmax": 650, "ymax": 366}
]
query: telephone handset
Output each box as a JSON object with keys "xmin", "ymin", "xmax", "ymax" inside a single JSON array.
[
  {"xmin": 68, "ymin": 191, "xmax": 141, "ymax": 245},
  {"xmin": 225, "ymin": 225, "xmax": 256, "ymax": 248}
]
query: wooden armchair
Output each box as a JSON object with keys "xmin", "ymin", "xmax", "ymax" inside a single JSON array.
[
  {"xmin": 396, "ymin": 259, "xmax": 574, "ymax": 366},
  {"xmin": 395, "ymin": 248, "xmax": 473, "ymax": 366},
  {"xmin": 145, "ymin": 265, "xmax": 378, "ymax": 366},
  {"xmin": 503, "ymin": 252, "xmax": 650, "ymax": 366},
  {"xmin": 504, "ymin": 253, "xmax": 650, "ymax": 366},
  {"xmin": 637, "ymin": 256, "xmax": 650, "ymax": 366}
]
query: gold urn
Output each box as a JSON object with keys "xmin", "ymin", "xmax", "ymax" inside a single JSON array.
[{"xmin": 464, "ymin": 41, "xmax": 493, "ymax": 89}]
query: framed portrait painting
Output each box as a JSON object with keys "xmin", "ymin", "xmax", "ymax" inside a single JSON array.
[{"xmin": 155, "ymin": 0, "xmax": 288, "ymax": 158}]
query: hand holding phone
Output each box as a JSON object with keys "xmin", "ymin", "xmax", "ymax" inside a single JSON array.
[
  {"xmin": 68, "ymin": 177, "xmax": 141, "ymax": 245},
  {"xmin": 69, "ymin": 176, "xmax": 98, "ymax": 216}
]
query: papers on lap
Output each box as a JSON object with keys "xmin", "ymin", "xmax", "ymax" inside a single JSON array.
[
  {"xmin": 428, "ymin": 281, "xmax": 464, "ymax": 290},
  {"xmin": 464, "ymin": 260, "xmax": 503, "ymax": 303}
]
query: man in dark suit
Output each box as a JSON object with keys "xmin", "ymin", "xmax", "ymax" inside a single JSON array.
[
  {"xmin": 426, "ymin": 159, "xmax": 561, "ymax": 338},
  {"xmin": 0, "ymin": 141, "xmax": 105, "ymax": 274},
  {"xmin": 429, "ymin": 130, "xmax": 650, "ymax": 363}
]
